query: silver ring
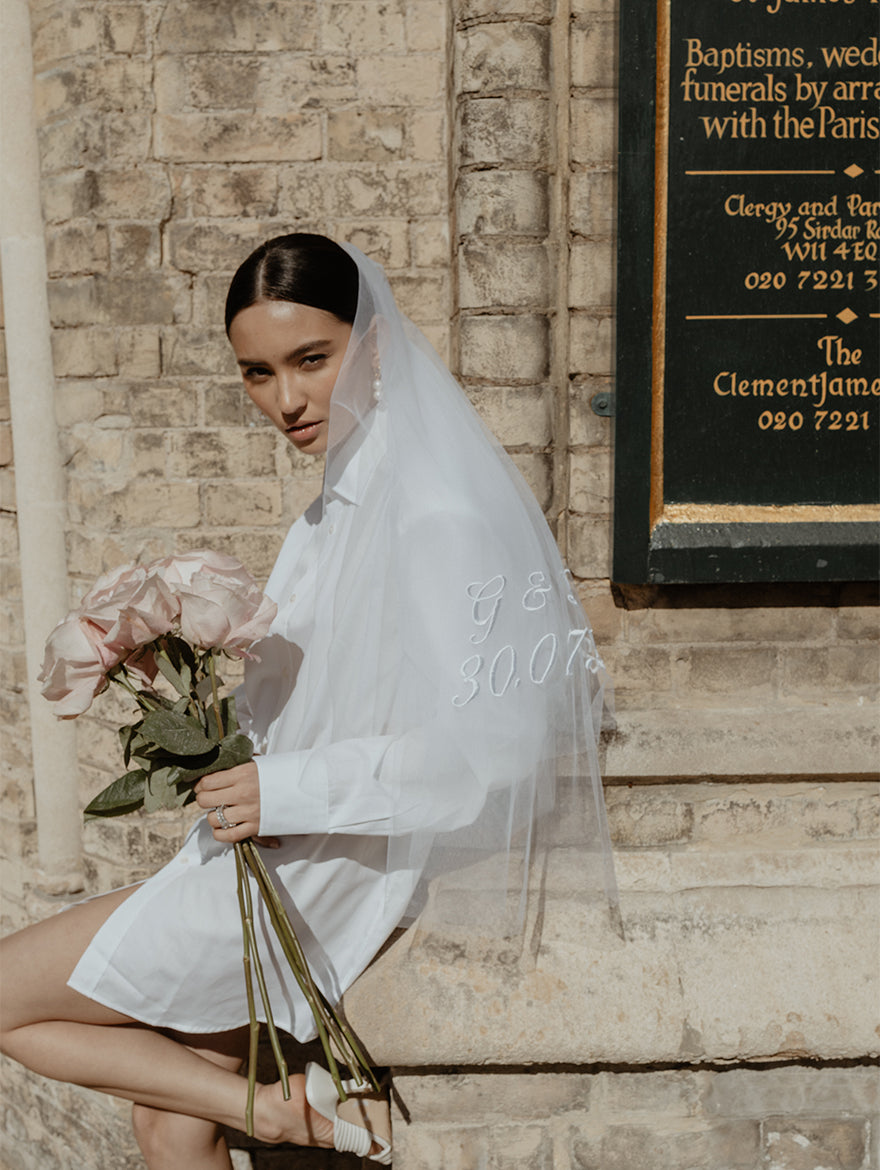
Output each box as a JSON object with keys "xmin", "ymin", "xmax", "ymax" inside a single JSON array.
[{"xmin": 215, "ymin": 804, "xmax": 237, "ymax": 830}]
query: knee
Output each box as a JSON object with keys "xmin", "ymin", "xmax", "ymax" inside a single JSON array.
[{"xmin": 132, "ymin": 1103, "xmax": 225, "ymax": 1162}]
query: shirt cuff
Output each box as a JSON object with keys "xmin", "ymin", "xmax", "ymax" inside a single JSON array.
[{"xmin": 255, "ymin": 751, "xmax": 330, "ymax": 837}]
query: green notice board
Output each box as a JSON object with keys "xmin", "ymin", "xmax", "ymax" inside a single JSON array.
[{"xmin": 613, "ymin": 0, "xmax": 879, "ymax": 583}]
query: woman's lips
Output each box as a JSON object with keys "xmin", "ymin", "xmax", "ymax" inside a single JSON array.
[{"xmin": 287, "ymin": 420, "xmax": 322, "ymax": 442}]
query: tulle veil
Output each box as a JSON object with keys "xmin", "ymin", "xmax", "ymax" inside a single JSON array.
[{"xmin": 274, "ymin": 244, "xmax": 619, "ymax": 949}]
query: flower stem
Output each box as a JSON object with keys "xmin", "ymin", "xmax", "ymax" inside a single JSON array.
[
  {"xmin": 240, "ymin": 840, "xmax": 379, "ymax": 1097},
  {"xmin": 207, "ymin": 652, "xmax": 224, "ymax": 739},
  {"xmin": 234, "ymin": 843, "xmax": 290, "ymax": 1104},
  {"xmin": 233, "ymin": 845, "xmax": 260, "ymax": 1136}
]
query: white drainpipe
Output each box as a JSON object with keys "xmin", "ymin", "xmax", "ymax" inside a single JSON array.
[{"xmin": 1, "ymin": 0, "xmax": 82, "ymax": 892}]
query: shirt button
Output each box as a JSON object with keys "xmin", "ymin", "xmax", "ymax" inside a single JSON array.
[
  {"xmin": 328, "ymin": 524, "xmax": 335, "ymax": 534},
  {"xmin": 289, "ymin": 593, "xmax": 297, "ymax": 603}
]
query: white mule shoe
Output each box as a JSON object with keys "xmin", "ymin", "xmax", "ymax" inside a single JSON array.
[{"xmin": 304, "ymin": 1062, "xmax": 392, "ymax": 1164}]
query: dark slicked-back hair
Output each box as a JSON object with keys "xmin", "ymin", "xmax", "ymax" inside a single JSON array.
[{"xmin": 225, "ymin": 233, "xmax": 359, "ymax": 334}]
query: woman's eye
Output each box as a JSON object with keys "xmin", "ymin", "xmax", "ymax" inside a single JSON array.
[
  {"xmin": 244, "ymin": 366, "xmax": 270, "ymax": 380},
  {"xmin": 301, "ymin": 353, "xmax": 327, "ymax": 367}
]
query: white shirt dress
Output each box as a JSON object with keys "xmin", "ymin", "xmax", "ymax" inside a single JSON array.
[{"xmin": 68, "ymin": 426, "xmax": 419, "ymax": 1040}]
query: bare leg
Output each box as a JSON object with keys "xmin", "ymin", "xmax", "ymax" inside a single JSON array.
[
  {"xmin": 0, "ymin": 888, "xmax": 333, "ymax": 1157},
  {"xmin": 131, "ymin": 1029, "xmax": 247, "ymax": 1170}
]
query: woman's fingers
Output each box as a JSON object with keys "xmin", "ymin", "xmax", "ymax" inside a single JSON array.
[{"xmin": 194, "ymin": 762, "xmax": 261, "ymax": 842}]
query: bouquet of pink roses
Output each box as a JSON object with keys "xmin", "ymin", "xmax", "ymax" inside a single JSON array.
[{"xmin": 39, "ymin": 549, "xmax": 377, "ymax": 1133}]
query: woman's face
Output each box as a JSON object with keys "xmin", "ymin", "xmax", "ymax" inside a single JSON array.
[{"xmin": 228, "ymin": 299, "xmax": 352, "ymax": 455}]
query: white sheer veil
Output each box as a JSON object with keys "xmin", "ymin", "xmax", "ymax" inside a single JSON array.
[{"xmin": 289, "ymin": 243, "xmax": 618, "ymax": 946}]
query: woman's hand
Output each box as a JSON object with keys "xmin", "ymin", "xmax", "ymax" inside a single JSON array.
[{"xmin": 194, "ymin": 762, "xmax": 279, "ymax": 847}]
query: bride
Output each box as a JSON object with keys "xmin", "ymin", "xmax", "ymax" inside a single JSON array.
[{"xmin": 0, "ymin": 234, "xmax": 616, "ymax": 1168}]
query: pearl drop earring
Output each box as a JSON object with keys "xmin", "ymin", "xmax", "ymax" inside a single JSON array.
[{"xmin": 371, "ymin": 374, "xmax": 383, "ymax": 404}]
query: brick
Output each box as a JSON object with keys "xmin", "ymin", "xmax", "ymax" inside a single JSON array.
[
  {"xmin": 489, "ymin": 1124, "xmax": 552, "ymax": 1169},
  {"xmin": 782, "ymin": 646, "xmax": 879, "ymax": 697},
  {"xmin": 406, "ymin": 1, "xmax": 448, "ymax": 53},
  {"xmin": 167, "ymin": 222, "xmax": 268, "ymax": 275},
  {"xmin": 357, "ymin": 55, "xmax": 446, "ymax": 105},
  {"xmin": 459, "ymin": 97, "xmax": 550, "ymax": 164},
  {"xmin": 70, "ymin": 479, "xmax": 201, "ymax": 530},
  {"xmin": 321, "ymin": 1, "xmax": 406, "ymax": 53},
  {"xmin": 458, "ymin": 0, "xmax": 552, "ymax": 16},
  {"xmin": 95, "ymin": 274, "xmax": 190, "ymax": 326},
  {"xmin": 605, "ymin": 790, "xmax": 695, "ymax": 848},
  {"xmin": 571, "ymin": 170, "xmax": 616, "ymax": 237},
  {"xmin": 184, "ymin": 168, "xmax": 279, "ymax": 218},
  {"xmin": 100, "ymin": 5, "xmax": 147, "ymax": 54},
  {"xmin": 157, "ymin": 0, "xmax": 318, "ymax": 53},
  {"xmin": 95, "ymin": 169, "xmax": 173, "ymax": 221},
  {"xmin": 625, "ymin": 603, "xmax": 836, "ymax": 646},
  {"xmin": 837, "ymin": 607, "xmax": 880, "ymax": 640},
  {"xmin": 328, "ymin": 110, "xmax": 407, "ymax": 162},
  {"xmin": 601, "ymin": 642, "xmax": 673, "ymax": 701},
  {"xmin": 192, "ymin": 273, "xmax": 240, "ymax": 329},
  {"xmin": 108, "ymin": 224, "xmax": 161, "ymax": 274},
  {"xmin": 202, "ymin": 481, "xmax": 282, "ymax": 526},
  {"xmin": 566, "ymin": 513, "xmax": 611, "ymax": 578},
  {"xmin": 410, "ymin": 109, "xmax": 446, "ymax": 161},
  {"xmin": 162, "ymin": 327, "xmax": 235, "ymax": 377},
  {"xmin": 37, "ymin": 117, "xmax": 104, "ymax": 172},
  {"xmin": 571, "ymin": 18, "xmax": 618, "ymax": 90},
  {"xmin": 127, "ymin": 385, "xmax": 199, "ymax": 428},
  {"xmin": 458, "ymin": 23, "xmax": 549, "ymax": 94},
  {"xmin": 467, "ymin": 385, "xmax": 551, "ymax": 447},
  {"xmin": 570, "ymin": 453, "xmax": 611, "ymax": 514},
  {"xmin": 167, "ymin": 429, "xmax": 277, "ymax": 479},
  {"xmin": 411, "ymin": 219, "xmax": 448, "ymax": 268},
  {"xmin": 32, "ymin": 7, "xmax": 99, "ymax": 67},
  {"xmin": 390, "ymin": 1072, "xmax": 592, "ymax": 1122},
  {"xmin": 459, "ymin": 241, "xmax": 549, "ymax": 309},
  {"xmin": 277, "ymin": 166, "xmax": 338, "ymax": 221},
  {"xmin": 763, "ymin": 1117, "xmax": 867, "ymax": 1170},
  {"xmin": 570, "ymin": 313, "xmax": 612, "ymax": 376},
  {"xmin": 105, "ymin": 114, "xmax": 154, "ymax": 164},
  {"xmin": 686, "ymin": 646, "xmax": 779, "ymax": 699},
  {"xmin": 391, "ymin": 1126, "xmax": 489, "ymax": 1170},
  {"xmin": 51, "ymin": 330, "xmax": 117, "ymax": 378},
  {"xmin": 459, "ymin": 314, "xmax": 548, "ymax": 383},
  {"xmin": 341, "ymin": 221, "xmax": 410, "ymax": 269},
  {"xmin": 66, "ymin": 426, "xmax": 126, "ymax": 475},
  {"xmin": 569, "ymin": 240, "xmax": 614, "ymax": 310},
  {"xmin": 572, "ymin": 1122, "xmax": 760, "ymax": 1170},
  {"xmin": 571, "ymin": 95, "xmax": 616, "ymax": 167},
  {"xmin": 154, "ymin": 113, "xmax": 322, "ymax": 163},
  {"xmin": 570, "ymin": 379, "xmax": 614, "ymax": 446},
  {"xmin": 387, "ymin": 273, "xmax": 448, "ymax": 323},
  {"xmin": 260, "ymin": 55, "xmax": 358, "ymax": 106},
  {"xmin": 330, "ymin": 165, "xmax": 447, "ymax": 218},
  {"xmin": 703, "ymin": 1064, "xmax": 880, "ymax": 1117},
  {"xmin": 117, "ymin": 329, "xmax": 162, "ymax": 379},
  {"xmin": 458, "ymin": 169, "xmax": 549, "ymax": 236},
  {"xmin": 510, "ymin": 451, "xmax": 551, "ymax": 510},
  {"xmin": 46, "ymin": 221, "xmax": 110, "ymax": 277},
  {"xmin": 131, "ymin": 432, "xmax": 166, "ymax": 479},
  {"xmin": 180, "ymin": 56, "xmax": 262, "ymax": 110}
]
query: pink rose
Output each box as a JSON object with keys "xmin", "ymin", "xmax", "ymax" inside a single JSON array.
[
  {"xmin": 39, "ymin": 613, "xmax": 112, "ymax": 717},
  {"xmin": 154, "ymin": 550, "xmax": 277, "ymax": 656},
  {"xmin": 78, "ymin": 564, "xmax": 179, "ymax": 658}
]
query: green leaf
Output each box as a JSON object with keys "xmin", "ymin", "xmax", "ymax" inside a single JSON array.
[
  {"xmin": 141, "ymin": 709, "xmax": 217, "ymax": 756},
  {"xmin": 144, "ymin": 765, "xmax": 190, "ymax": 813},
  {"xmin": 154, "ymin": 651, "xmax": 191, "ymax": 698},
  {"xmin": 84, "ymin": 770, "xmax": 147, "ymax": 821},
  {"xmin": 215, "ymin": 733, "xmax": 255, "ymax": 769}
]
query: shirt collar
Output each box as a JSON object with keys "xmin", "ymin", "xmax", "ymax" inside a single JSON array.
[{"xmin": 324, "ymin": 409, "xmax": 387, "ymax": 506}]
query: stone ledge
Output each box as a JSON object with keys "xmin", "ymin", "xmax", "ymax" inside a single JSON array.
[
  {"xmin": 601, "ymin": 707, "xmax": 880, "ymax": 780},
  {"xmin": 345, "ymin": 783, "xmax": 880, "ymax": 1068}
]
